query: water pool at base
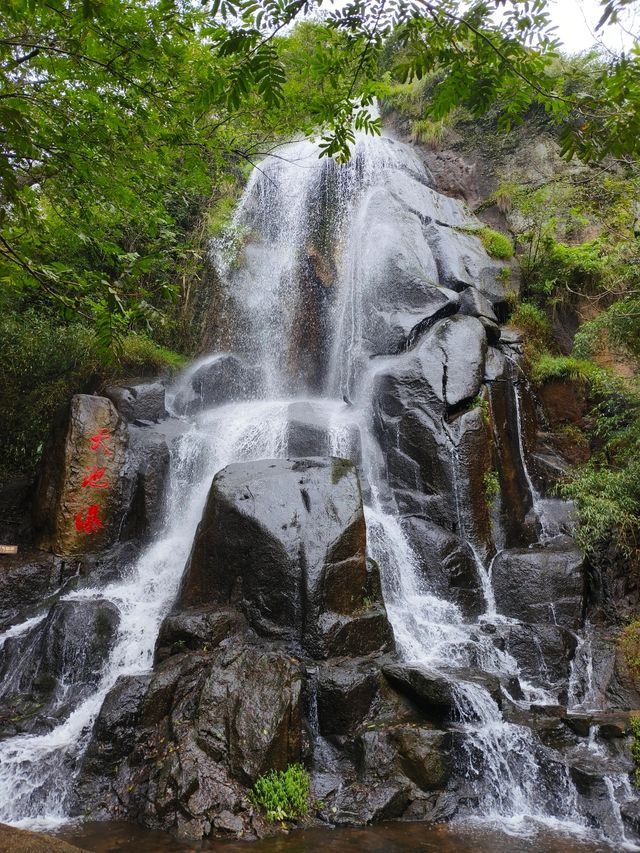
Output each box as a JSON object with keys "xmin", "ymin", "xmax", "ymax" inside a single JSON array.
[{"xmin": 58, "ymin": 821, "xmax": 620, "ymax": 853}]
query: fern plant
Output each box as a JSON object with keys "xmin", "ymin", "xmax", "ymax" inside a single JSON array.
[{"xmin": 249, "ymin": 764, "xmax": 310, "ymax": 823}]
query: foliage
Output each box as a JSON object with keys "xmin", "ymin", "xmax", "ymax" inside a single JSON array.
[
  {"xmin": 0, "ymin": 4, "xmax": 358, "ymax": 351},
  {"xmin": 483, "ymin": 470, "xmax": 500, "ymax": 505},
  {"xmin": 2, "ymin": 1, "xmax": 638, "ymax": 351},
  {"xmin": 575, "ymin": 299, "xmax": 640, "ymax": 362},
  {"xmin": 630, "ymin": 713, "xmax": 640, "ymax": 788},
  {"xmin": 530, "ymin": 354, "xmax": 598, "ymax": 386},
  {"xmin": 0, "ymin": 311, "xmax": 183, "ymax": 479},
  {"xmin": 509, "ymin": 303, "xmax": 551, "ymax": 351},
  {"xmin": 620, "ymin": 622, "xmax": 640, "ymax": 681},
  {"xmin": 203, "ymin": 1, "xmax": 640, "ymax": 164},
  {"xmin": 560, "ymin": 379, "xmax": 640, "ymax": 557},
  {"xmin": 473, "ymin": 227, "xmax": 514, "ymax": 260},
  {"xmin": 249, "ymin": 764, "xmax": 310, "ymax": 823}
]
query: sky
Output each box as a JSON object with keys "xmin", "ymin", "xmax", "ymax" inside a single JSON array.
[{"xmin": 547, "ymin": 0, "xmax": 638, "ymax": 54}]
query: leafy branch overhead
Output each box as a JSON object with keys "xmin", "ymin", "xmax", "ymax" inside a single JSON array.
[
  {"xmin": 207, "ymin": 0, "xmax": 640, "ymax": 164},
  {"xmin": 0, "ymin": 0, "xmax": 638, "ymax": 351}
]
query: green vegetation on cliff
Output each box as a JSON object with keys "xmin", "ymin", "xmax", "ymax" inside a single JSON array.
[{"xmin": 250, "ymin": 764, "xmax": 310, "ymax": 823}]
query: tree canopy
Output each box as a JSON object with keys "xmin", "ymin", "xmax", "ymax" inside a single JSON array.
[{"xmin": 1, "ymin": 0, "xmax": 638, "ymax": 348}]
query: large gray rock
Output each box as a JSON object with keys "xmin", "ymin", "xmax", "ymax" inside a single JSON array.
[
  {"xmin": 372, "ymin": 337, "xmax": 491, "ymax": 536},
  {"xmin": 424, "ymin": 223, "xmax": 509, "ymax": 307},
  {"xmin": 0, "ymin": 549, "xmax": 75, "ymax": 629},
  {"xmin": 382, "ymin": 663, "xmax": 502, "ymax": 723},
  {"xmin": 33, "ymin": 395, "xmax": 128, "ymax": 556},
  {"xmin": 120, "ymin": 428, "xmax": 171, "ymax": 542},
  {"xmin": 402, "ymin": 518, "xmax": 485, "ymax": 618},
  {"xmin": 459, "ymin": 286, "xmax": 499, "ymax": 323},
  {"xmin": 492, "ymin": 539, "xmax": 585, "ymax": 629},
  {"xmin": 173, "ymin": 354, "xmax": 261, "ymax": 415},
  {"xmin": 105, "ymin": 382, "xmax": 167, "ymax": 423},
  {"xmin": 316, "ymin": 662, "xmax": 380, "ymax": 735},
  {"xmin": 494, "ymin": 622, "xmax": 578, "ymax": 692},
  {"xmin": 178, "ymin": 457, "xmax": 392, "ymax": 658},
  {"xmin": 0, "ymin": 599, "xmax": 119, "ymax": 736},
  {"xmin": 415, "ymin": 315, "xmax": 488, "ymax": 410}
]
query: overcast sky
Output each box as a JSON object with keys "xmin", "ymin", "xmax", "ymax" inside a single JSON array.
[
  {"xmin": 324, "ymin": 1, "xmax": 638, "ymax": 55},
  {"xmin": 548, "ymin": 0, "xmax": 638, "ymax": 54}
]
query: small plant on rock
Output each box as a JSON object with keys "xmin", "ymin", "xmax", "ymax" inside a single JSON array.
[
  {"xmin": 483, "ymin": 470, "xmax": 500, "ymax": 506},
  {"xmin": 250, "ymin": 763, "xmax": 310, "ymax": 823},
  {"xmin": 630, "ymin": 714, "xmax": 640, "ymax": 788}
]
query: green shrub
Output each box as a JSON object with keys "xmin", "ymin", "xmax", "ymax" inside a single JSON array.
[
  {"xmin": 530, "ymin": 354, "xmax": 597, "ymax": 386},
  {"xmin": 0, "ymin": 311, "xmax": 185, "ymax": 479},
  {"xmin": 483, "ymin": 470, "xmax": 500, "ymax": 505},
  {"xmin": 477, "ymin": 227, "xmax": 514, "ymax": 260},
  {"xmin": 460, "ymin": 226, "xmax": 514, "ymax": 259},
  {"xmin": 509, "ymin": 302, "xmax": 551, "ymax": 350},
  {"xmin": 620, "ymin": 622, "xmax": 640, "ymax": 682},
  {"xmin": 249, "ymin": 764, "xmax": 310, "ymax": 823},
  {"xmin": 631, "ymin": 714, "xmax": 640, "ymax": 788},
  {"xmin": 560, "ymin": 456, "xmax": 640, "ymax": 558}
]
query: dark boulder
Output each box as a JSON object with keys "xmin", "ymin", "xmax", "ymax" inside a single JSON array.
[
  {"xmin": 173, "ymin": 354, "xmax": 261, "ymax": 415},
  {"xmin": 494, "ymin": 622, "xmax": 578, "ymax": 691},
  {"xmin": 0, "ymin": 549, "xmax": 75, "ymax": 629},
  {"xmin": 391, "ymin": 726, "xmax": 453, "ymax": 791},
  {"xmin": 178, "ymin": 457, "xmax": 392, "ymax": 658},
  {"xmin": 85, "ymin": 643, "xmax": 303, "ymax": 839},
  {"xmin": 32, "ymin": 395, "xmax": 128, "ymax": 556},
  {"xmin": 0, "ymin": 599, "xmax": 119, "ymax": 735},
  {"xmin": 416, "ymin": 315, "xmax": 487, "ymax": 410},
  {"xmin": 40, "ymin": 599, "xmax": 119, "ymax": 691},
  {"xmin": 155, "ymin": 606, "xmax": 246, "ymax": 662},
  {"xmin": 316, "ymin": 663, "xmax": 379, "ymax": 735},
  {"xmin": 105, "ymin": 382, "xmax": 167, "ymax": 423},
  {"xmin": 492, "ymin": 539, "xmax": 585, "ymax": 629},
  {"xmin": 459, "ymin": 286, "xmax": 498, "ymax": 323},
  {"xmin": 284, "ymin": 402, "xmax": 361, "ymax": 464},
  {"xmin": 382, "ymin": 663, "xmax": 501, "ymax": 723},
  {"xmin": 120, "ymin": 429, "xmax": 171, "ymax": 542},
  {"xmin": 401, "ymin": 518, "xmax": 485, "ymax": 618}
]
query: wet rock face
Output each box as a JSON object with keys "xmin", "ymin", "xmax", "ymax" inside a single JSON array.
[
  {"xmin": 79, "ymin": 640, "xmax": 304, "ymax": 840},
  {"xmin": 414, "ymin": 315, "xmax": 487, "ymax": 410},
  {"xmin": 402, "ymin": 518, "xmax": 485, "ymax": 618},
  {"xmin": 495, "ymin": 623, "xmax": 578, "ymax": 694},
  {"xmin": 33, "ymin": 395, "xmax": 128, "ymax": 556},
  {"xmin": 284, "ymin": 402, "xmax": 362, "ymax": 464},
  {"xmin": 105, "ymin": 382, "xmax": 167, "ymax": 424},
  {"xmin": 120, "ymin": 429, "xmax": 171, "ymax": 542},
  {"xmin": 178, "ymin": 457, "xmax": 392, "ymax": 658},
  {"xmin": 77, "ymin": 457, "xmax": 461, "ymax": 839},
  {"xmin": 173, "ymin": 354, "xmax": 262, "ymax": 415},
  {"xmin": 0, "ymin": 549, "xmax": 76, "ymax": 629},
  {"xmin": 0, "ymin": 599, "xmax": 119, "ymax": 737},
  {"xmin": 371, "ymin": 319, "xmax": 493, "ymax": 549},
  {"xmin": 492, "ymin": 539, "xmax": 585, "ymax": 629}
]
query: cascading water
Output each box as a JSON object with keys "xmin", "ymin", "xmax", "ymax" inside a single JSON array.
[{"xmin": 0, "ymin": 123, "xmax": 636, "ymax": 848}]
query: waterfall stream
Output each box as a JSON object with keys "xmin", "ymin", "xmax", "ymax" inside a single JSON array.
[{"xmin": 0, "ymin": 127, "xmax": 636, "ymax": 848}]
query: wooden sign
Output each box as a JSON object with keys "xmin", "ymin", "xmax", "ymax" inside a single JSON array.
[{"xmin": 0, "ymin": 545, "xmax": 18, "ymax": 555}]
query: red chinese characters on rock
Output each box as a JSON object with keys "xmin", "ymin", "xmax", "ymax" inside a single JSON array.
[
  {"xmin": 75, "ymin": 504, "xmax": 104, "ymax": 533},
  {"xmin": 81, "ymin": 466, "xmax": 109, "ymax": 489},
  {"xmin": 75, "ymin": 426, "xmax": 114, "ymax": 536},
  {"xmin": 89, "ymin": 427, "xmax": 114, "ymax": 456}
]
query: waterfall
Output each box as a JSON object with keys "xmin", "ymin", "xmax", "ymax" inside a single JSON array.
[{"xmin": 0, "ymin": 126, "xmax": 636, "ymax": 847}]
